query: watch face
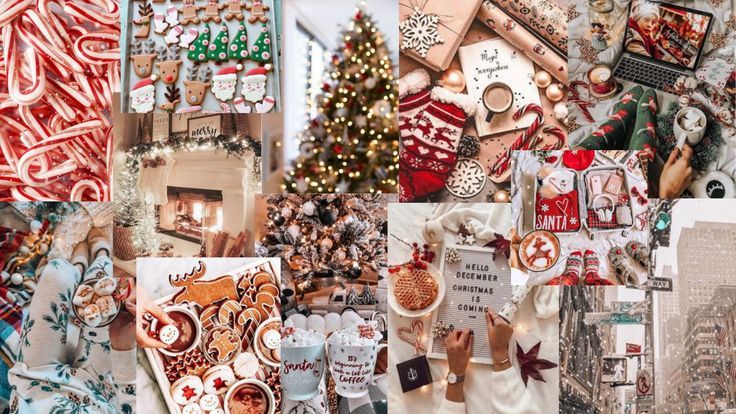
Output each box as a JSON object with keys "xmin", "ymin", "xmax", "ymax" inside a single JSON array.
[{"xmin": 448, "ymin": 372, "xmax": 457, "ymax": 384}]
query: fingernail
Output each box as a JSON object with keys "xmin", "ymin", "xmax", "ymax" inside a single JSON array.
[{"xmin": 470, "ymin": 329, "xmax": 474, "ymax": 335}]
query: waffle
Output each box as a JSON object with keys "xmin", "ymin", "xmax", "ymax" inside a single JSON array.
[
  {"xmin": 394, "ymin": 268, "xmax": 438, "ymax": 311},
  {"xmin": 164, "ymin": 349, "xmax": 212, "ymax": 382}
]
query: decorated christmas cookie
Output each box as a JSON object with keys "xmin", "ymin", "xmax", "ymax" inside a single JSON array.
[
  {"xmin": 255, "ymin": 96, "xmax": 275, "ymax": 113},
  {"xmin": 180, "ymin": 0, "xmax": 201, "ymax": 25},
  {"xmin": 131, "ymin": 79, "xmax": 157, "ymax": 113},
  {"xmin": 170, "ymin": 261, "xmax": 238, "ymax": 308},
  {"xmin": 233, "ymin": 352, "xmax": 260, "ymax": 379},
  {"xmin": 188, "ymin": 24, "xmax": 211, "ymax": 63},
  {"xmin": 159, "ymin": 86, "xmax": 181, "ymax": 112},
  {"xmin": 202, "ymin": 0, "xmax": 225, "ymax": 23},
  {"xmin": 199, "ymin": 393, "xmax": 221, "ymax": 410},
  {"xmin": 133, "ymin": 3, "xmax": 154, "ymax": 38},
  {"xmin": 171, "ymin": 375, "xmax": 205, "ymax": 405},
  {"xmin": 130, "ymin": 39, "xmax": 157, "ymax": 78},
  {"xmin": 202, "ymin": 365, "xmax": 236, "ymax": 395},
  {"xmin": 208, "ymin": 24, "xmax": 230, "ymax": 64},
  {"xmin": 225, "ymin": 0, "xmax": 247, "ymax": 21},
  {"xmin": 240, "ymin": 67, "xmax": 267, "ymax": 103},
  {"xmin": 183, "ymin": 66, "xmax": 212, "ymax": 106},
  {"xmin": 182, "ymin": 403, "xmax": 202, "ymax": 414},
  {"xmin": 211, "ymin": 65, "xmax": 242, "ymax": 101},
  {"xmin": 155, "ymin": 45, "xmax": 183, "ymax": 84},
  {"xmin": 228, "ymin": 24, "xmax": 249, "ymax": 61},
  {"xmin": 250, "ymin": 24, "xmax": 272, "ymax": 63},
  {"xmin": 246, "ymin": 0, "xmax": 270, "ymax": 23}
]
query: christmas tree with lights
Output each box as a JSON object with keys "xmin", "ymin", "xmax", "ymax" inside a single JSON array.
[{"xmin": 283, "ymin": 5, "xmax": 398, "ymax": 193}]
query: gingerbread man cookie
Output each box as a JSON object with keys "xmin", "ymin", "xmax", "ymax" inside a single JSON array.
[
  {"xmin": 179, "ymin": 0, "xmax": 201, "ymax": 25},
  {"xmin": 202, "ymin": 0, "xmax": 225, "ymax": 23},
  {"xmin": 224, "ymin": 0, "xmax": 246, "ymax": 21},
  {"xmin": 245, "ymin": 0, "xmax": 269, "ymax": 23},
  {"xmin": 209, "ymin": 329, "xmax": 238, "ymax": 361}
]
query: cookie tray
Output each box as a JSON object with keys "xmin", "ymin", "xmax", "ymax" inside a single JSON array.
[{"xmin": 143, "ymin": 258, "xmax": 281, "ymax": 414}]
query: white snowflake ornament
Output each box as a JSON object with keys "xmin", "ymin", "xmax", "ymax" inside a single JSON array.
[{"xmin": 400, "ymin": 8, "xmax": 443, "ymax": 58}]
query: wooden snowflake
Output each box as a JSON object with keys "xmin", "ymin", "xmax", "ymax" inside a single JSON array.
[
  {"xmin": 710, "ymin": 32, "xmax": 727, "ymax": 49},
  {"xmin": 566, "ymin": 116, "xmax": 581, "ymax": 133},
  {"xmin": 400, "ymin": 8, "xmax": 444, "ymax": 57},
  {"xmin": 575, "ymin": 38, "xmax": 599, "ymax": 64},
  {"xmin": 727, "ymin": 14, "xmax": 736, "ymax": 32},
  {"xmin": 567, "ymin": 5, "xmax": 581, "ymax": 22}
]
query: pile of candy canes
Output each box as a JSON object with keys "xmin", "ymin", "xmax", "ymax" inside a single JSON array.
[{"xmin": 0, "ymin": 0, "xmax": 120, "ymax": 201}]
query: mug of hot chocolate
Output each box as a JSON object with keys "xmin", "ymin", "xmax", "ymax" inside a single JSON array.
[
  {"xmin": 482, "ymin": 82, "xmax": 514, "ymax": 123},
  {"xmin": 326, "ymin": 322, "xmax": 387, "ymax": 398},
  {"xmin": 72, "ymin": 277, "xmax": 125, "ymax": 327},
  {"xmin": 224, "ymin": 379, "xmax": 275, "ymax": 414},
  {"xmin": 281, "ymin": 327, "xmax": 326, "ymax": 401},
  {"xmin": 518, "ymin": 230, "xmax": 561, "ymax": 272},
  {"xmin": 151, "ymin": 306, "xmax": 201, "ymax": 356}
]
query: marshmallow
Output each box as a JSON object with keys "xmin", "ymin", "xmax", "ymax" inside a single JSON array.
[
  {"xmin": 83, "ymin": 304, "xmax": 102, "ymax": 327},
  {"xmin": 328, "ymin": 322, "xmax": 383, "ymax": 346},
  {"xmin": 324, "ymin": 312, "xmax": 342, "ymax": 334},
  {"xmin": 94, "ymin": 277, "xmax": 117, "ymax": 296},
  {"xmin": 306, "ymin": 314, "xmax": 326, "ymax": 333},
  {"xmin": 288, "ymin": 313, "xmax": 308, "ymax": 330},
  {"xmin": 281, "ymin": 327, "xmax": 326, "ymax": 348},
  {"xmin": 199, "ymin": 393, "xmax": 220, "ymax": 410},
  {"xmin": 159, "ymin": 324, "xmax": 180, "ymax": 346},
  {"xmin": 73, "ymin": 285, "xmax": 95, "ymax": 306},
  {"xmin": 94, "ymin": 296, "xmax": 118, "ymax": 319}
]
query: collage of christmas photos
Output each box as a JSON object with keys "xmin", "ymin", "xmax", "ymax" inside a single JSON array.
[{"xmin": 0, "ymin": 0, "xmax": 735, "ymax": 413}]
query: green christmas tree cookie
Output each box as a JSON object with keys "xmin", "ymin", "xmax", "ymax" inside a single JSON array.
[
  {"xmin": 250, "ymin": 23, "xmax": 272, "ymax": 63},
  {"xmin": 229, "ymin": 24, "xmax": 249, "ymax": 61},
  {"xmin": 207, "ymin": 24, "xmax": 230, "ymax": 64},
  {"xmin": 188, "ymin": 24, "xmax": 211, "ymax": 63}
]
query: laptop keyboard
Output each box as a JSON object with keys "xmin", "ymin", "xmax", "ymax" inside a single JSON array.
[{"xmin": 613, "ymin": 56, "xmax": 683, "ymax": 92}]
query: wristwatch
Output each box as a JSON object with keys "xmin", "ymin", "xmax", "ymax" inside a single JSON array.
[{"xmin": 447, "ymin": 372, "xmax": 465, "ymax": 384}]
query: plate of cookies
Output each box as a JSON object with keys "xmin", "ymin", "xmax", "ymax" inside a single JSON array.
[
  {"xmin": 142, "ymin": 259, "xmax": 282, "ymax": 414},
  {"xmin": 388, "ymin": 265, "xmax": 445, "ymax": 318}
]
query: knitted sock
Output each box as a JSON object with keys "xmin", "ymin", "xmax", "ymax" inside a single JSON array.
[
  {"xmin": 625, "ymin": 240, "xmax": 648, "ymax": 267},
  {"xmin": 576, "ymin": 86, "xmax": 643, "ymax": 150},
  {"xmin": 547, "ymin": 251, "xmax": 582, "ymax": 286},
  {"xmin": 608, "ymin": 246, "xmax": 639, "ymax": 286},
  {"xmin": 399, "ymin": 69, "xmax": 432, "ymax": 140},
  {"xmin": 399, "ymin": 87, "xmax": 475, "ymax": 201},
  {"xmin": 583, "ymin": 250, "xmax": 613, "ymax": 285},
  {"xmin": 629, "ymin": 88, "xmax": 658, "ymax": 150}
]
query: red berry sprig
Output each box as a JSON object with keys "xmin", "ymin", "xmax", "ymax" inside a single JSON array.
[{"xmin": 389, "ymin": 242, "xmax": 435, "ymax": 273}]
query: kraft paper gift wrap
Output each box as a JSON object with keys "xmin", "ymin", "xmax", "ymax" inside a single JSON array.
[
  {"xmin": 476, "ymin": 0, "xmax": 568, "ymax": 83},
  {"xmin": 399, "ymin": 0, "xmax": 483, "ymax": 71},
  {"xmin": 492, "ymin": 0, "xmax": 568, "ymax": 55}
]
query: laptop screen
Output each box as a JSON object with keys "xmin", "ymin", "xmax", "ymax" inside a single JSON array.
[{"xmin": 624, "ymin": 0, "xmax": 712, "ymax": 69}]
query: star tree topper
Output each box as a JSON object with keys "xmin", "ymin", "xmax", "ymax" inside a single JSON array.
[{"xmin": 400, "ymin": 8, "xmax": 444, "ymax": 58}]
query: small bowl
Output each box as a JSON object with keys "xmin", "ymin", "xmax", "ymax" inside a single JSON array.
[
  {"xmin": 518, "ymin": 230, "xmax": 561, "ymax": 272},
  {"xmin": 151, "ymin": 306, "xmax": 202, "ymax": 357},
  {"xmin": 72, "ymin": 278, "xmax": 122, "ymax": 328},
  {"xmin": 254, "ymin": 317, "xmax": 281, "ymax": 368},
  {"xmin": 224, "ymin": 379, "xmax": 275, "ymax": 414},
  {"xmin": 202, "ymin": 325, "xmax": 242, "ymax": 365}
]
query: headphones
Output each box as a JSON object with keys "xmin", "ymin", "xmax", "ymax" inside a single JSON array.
[{"xmin": 592, "ymin": 194, "xmax": 616, "ymax": 222}]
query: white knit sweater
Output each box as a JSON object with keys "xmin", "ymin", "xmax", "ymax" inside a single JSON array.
[{"xmin": 436, "ymin": 367, "xmax": 541, "ymax": 414}]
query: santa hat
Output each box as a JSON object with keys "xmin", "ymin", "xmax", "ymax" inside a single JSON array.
[
  {"xmin": 131, "ymin": 78, "xmax": 155, "ymax": 98},
  {"xmin": 241, "ymin": 67, "xmax": 267, "ymax": 84},
  {"xmin": 213, "ymin": 64, "xmax": 243, "ymax": 82}
]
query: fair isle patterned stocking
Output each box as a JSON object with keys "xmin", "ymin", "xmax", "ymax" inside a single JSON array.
[
  {"xmin": 576, "ymin": 86, "xmax": 643, "ymax": 150},
  {"xmin": 399, "ymin": 69, "xmax": 432, "ymax": 140},
  {"xmin": 399, "ymin": 87, "xmax": 476, "ymax": 201}
]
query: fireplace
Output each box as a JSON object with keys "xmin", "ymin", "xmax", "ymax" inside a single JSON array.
[{"xmin": 158, "ymin": 186, "xmax": 223, "ymax": 243}]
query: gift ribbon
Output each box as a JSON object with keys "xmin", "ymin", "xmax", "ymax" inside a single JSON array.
[{"xmin": 397, "ymin": 320, "xmax": 427, "ymax": 356}]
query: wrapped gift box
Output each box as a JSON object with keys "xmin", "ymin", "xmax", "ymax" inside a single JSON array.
[
  {"xmin": 399, "ymin": 0, "xmax": 483, "ymax": 71},
  {"xmin": 696, "ymin": 56, "xmax": 735, "ymax": 89}
]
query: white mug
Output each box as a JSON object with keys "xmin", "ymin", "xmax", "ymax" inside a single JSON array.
[
  {"xmin": 326, "ymin": 341, "xmax": 388, "ymax": 398},
  {"xmin": 281, "ymin": 338, "xmax": 326, "ymax": 401},
  {"xmin": 674, "ymin": 106, "xmax": 707, "ymax": 147}
]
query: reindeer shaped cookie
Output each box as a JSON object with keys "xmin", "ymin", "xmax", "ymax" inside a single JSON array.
[
  {"xmin": 130, "ymin": 39, "xmax": 157, "ymax": 78},
  {"xmin": 170, "ymin": 261, "xmax": 238, "ymax": 307},
  {"xmin": 183, "ymin": 65, "xmax": 212, "ymax": 106},
  {"xmin": 155, "ymin": 45, "xmax": 183, "ymax": 84},
  {"xmin": 133, "ymin": 2, "xmax": 154, "ymax": 38},
  {"xmin": 159, "ymin": 85, "xmax": 181, "ymax": 112}
]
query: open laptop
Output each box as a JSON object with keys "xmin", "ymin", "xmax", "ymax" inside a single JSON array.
[{"xmin": 613, "ymin": 0, "xmax": 713, "ymax": 92}]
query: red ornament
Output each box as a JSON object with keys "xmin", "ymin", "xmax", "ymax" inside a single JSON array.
[
  {"xmin": 355, "ymin": 11, "xmax": 362, "ymax": 20},
  {"xmin": 345, "ymin": 42, "xmax": 352, "ymax": 51},
  {"xmin": 322, "ymin": 82, "xmax": 330, "ymax": 92},
  {"xmin": 334, "ymin": 145, "xmax": 343, "ymax": 154}
]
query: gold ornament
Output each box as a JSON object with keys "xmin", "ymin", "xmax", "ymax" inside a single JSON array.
[
  {"xmin": 492, "ymin": 189, "xmax": 511, "ymax": 203},
  {"xmin": 534, "ymin": 71, "xmax": 552, "ymax": 88},
  {"xmin": 438, "ymin": 69, "xmax": 466, "ymax": 93},
  {"xmin": 545, "ymin": 83, "xmax": 565, "ymax": 102}
]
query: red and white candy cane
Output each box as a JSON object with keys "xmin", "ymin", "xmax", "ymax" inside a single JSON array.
[
  {"xmin": 538, "ymin": 126, "xmax": 566, "ymax": 150},
  {"xmin": 490, "ymin": 103, "xmax": 544, "ymax": 176}
]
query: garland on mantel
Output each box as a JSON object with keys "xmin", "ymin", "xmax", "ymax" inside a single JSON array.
[{"xmin": 126, "ymin": 134, "xmax": 261, "ymax": 160}]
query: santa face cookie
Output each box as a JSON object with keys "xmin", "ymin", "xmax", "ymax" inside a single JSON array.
[
  {"xmin": 130, "ymin": 79, "xmax": 156, "ymax": 113},
  {"xmin": 171, "ymin": 375, "xmax": 204, "ymax": 405},
  {"xmin": 212, "ymin": 64, "xmax": 242, "ymax": 102},
  {"xmin": 73, "ymin": 285, "xmax": 95, "ymax": 307},
  {"xmin": 240, "ymin": 67, "xmax": 267, "ymax": 103},
  {"xmin": 202, "ymin": 365, "xmax": 236, "ymax": 395},
  {"xmin": 94, "ymin": 276, "xmax": 118, "ymax": 296}
]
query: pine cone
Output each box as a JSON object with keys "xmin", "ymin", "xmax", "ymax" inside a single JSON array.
[{"xmin": 457, "ymin": 135, "xmax": 481, "ymax": 158}]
